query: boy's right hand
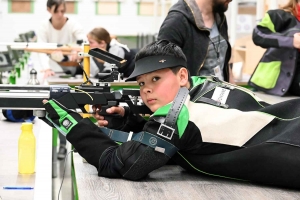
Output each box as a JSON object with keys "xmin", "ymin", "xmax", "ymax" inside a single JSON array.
[{"xmin": 92, "ymin": 105, "xmax": 125, "ymax": 127}]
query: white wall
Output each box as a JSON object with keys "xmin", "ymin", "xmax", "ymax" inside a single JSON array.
[
  {"xmin": 0, "ymin": 0, "xmax": 291, "ymax": 44},
  {"xmin": 0, "ymin": 0, "xmax": 162, "ymax": 42}
]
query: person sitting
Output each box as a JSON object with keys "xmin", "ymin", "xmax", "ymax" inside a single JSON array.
[
  {"xmin": 42, "ymin": 40, "xmax": 300, "ymax": 189},
  {"xmin": 87, "ymin": 27, "xmax": 135, "ymax": 78},
  {"xmin": 37, "ymin": 0, "xmax": 86, "ymax": 78}
]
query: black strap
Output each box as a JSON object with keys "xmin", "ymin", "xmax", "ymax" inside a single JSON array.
[
  {"xmin": 99, "ymin": 127, "xmax": 178, "ymax": 158},
  {"xmin": 196, "ymin": 96, "xmax": 228, "ymax": 108},
  {"xmin": 157, "ymin": 87, "xmax": 189, "ymax": 140}
]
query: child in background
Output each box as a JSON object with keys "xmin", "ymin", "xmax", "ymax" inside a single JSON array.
[{"xmin": 87, "ymin": 27, "xmax": 135, "ymax": 78}]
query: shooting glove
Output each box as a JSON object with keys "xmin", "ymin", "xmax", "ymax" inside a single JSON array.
[{"xmin": 43, "ymin": 99, "xmax": 82, "ymax": 136}]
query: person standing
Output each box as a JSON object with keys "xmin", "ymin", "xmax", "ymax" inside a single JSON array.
[
  {"xmin": 37, "ymin": 0, "xmax": 86, "ymax": 159},
  {"xmin": 158, "ymin": 0, "xmax": 234, "ymax": 83},
  {"xmin": 249, "ymin": 0, "xmax": 300, "ymax": 96}
]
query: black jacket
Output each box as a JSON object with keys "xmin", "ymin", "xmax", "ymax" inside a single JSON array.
[
  {"xmin": 249, "ymin": 9, "xmax": 300, "ymax": 96},
  {"xmin": 67, "ymin": 76, "xmax": 300, "ymax": 188},
  {"xmin": 158, "ymin": 0, "xmax": 231, "ymax": 81}
]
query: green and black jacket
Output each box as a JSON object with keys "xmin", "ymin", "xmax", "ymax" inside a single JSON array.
[
  {"xmin": 67, "ymin": 76, "xmax": 300, "ymax": 188},
  {"xmin": 249, "ymin": 9, "xmax": 300, "ymax": 96}
]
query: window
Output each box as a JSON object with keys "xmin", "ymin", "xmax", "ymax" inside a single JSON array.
[
  {"xmin": 8, "ymin": 0, "xmax": 34, "ymax": 13},
  {"xmin": 95, "ymin": 0, "xmax": 120, "ymax": 15},
  {"xmin": 137, "ymin": 0, "xmax": 171, "ymax": 16},
  {"xmin": 65, "ymin": 0, "xmax": 78, "ymax": 14}
]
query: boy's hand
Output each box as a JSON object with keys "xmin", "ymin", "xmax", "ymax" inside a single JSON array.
[
  {"xmin": 92, "ymin": 105, "xmax": 125, "ymax": 127},
  {"xmin": 42, "ymin": 99, "xmax": 82, "ymax": 136}
]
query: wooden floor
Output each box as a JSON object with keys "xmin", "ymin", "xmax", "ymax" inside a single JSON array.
[{"xmin": 73, "ymin": 153, "xmax": 300, "ymax": 200}]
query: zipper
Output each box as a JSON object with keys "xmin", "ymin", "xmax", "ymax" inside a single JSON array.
[{"xmin": 197, "ymin": 44, "xmax": 209, "ymax": 74}]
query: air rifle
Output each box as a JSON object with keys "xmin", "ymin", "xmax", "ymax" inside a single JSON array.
[
  {"xmin": 0, "ymin": 48, "xmax": 152, "ymax": 127},
  {"xmin": 0, "ymin": 84, "xmax": 150, "ymax": 127}
]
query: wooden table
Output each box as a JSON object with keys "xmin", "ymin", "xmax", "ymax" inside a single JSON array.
[{"xmin": 0, "ymin": 117, "xmax": 52, "ymax": 200}]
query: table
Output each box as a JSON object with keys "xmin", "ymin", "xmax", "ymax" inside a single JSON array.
[{"xmin": 0, "ymin": 117, "xmax": 52, "ymax": 200}]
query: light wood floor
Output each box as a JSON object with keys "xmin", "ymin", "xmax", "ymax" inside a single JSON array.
[{"xmin": 73, "ymin": 153, "xmax": 300, "ymax": 200}]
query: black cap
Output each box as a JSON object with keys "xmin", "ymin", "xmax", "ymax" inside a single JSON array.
[{"xmin": 125, "ymin": 55, "xmax": 187, "ymax": 82}]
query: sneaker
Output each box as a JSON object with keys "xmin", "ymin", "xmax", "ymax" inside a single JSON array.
[{"xmin": 57, "ymin": 146, "xmax": 67, "ymax": 160}]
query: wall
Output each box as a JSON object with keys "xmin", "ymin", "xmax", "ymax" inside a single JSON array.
[
  {"xmin": 0, "ymin": 0, "xmax": 163, "ymax": 44},
  {"xmin": 0, "ymin": 0, "xmax": 291, "ymax": 46}
]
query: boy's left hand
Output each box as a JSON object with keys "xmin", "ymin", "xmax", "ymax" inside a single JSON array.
[{"xmin": 42, "ymin": 99, "xmax": 83, "ymax": 136}]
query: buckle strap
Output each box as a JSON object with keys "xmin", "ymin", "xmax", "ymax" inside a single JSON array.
[
  {"xmin": 196, "ymin": 96, "xmax": 229, "ymax": 108},
  {"xmin": 157, "ymin": 87, "xmax": 189, "ymax": 140},
  {"xmin": 99, "ymin": 127, "xmax": 178, "ymax": 158}
]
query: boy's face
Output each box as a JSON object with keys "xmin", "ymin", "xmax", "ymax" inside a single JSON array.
[{"xmin": 137, "ymin": 68, "xmax": 189, "ymax": 112}]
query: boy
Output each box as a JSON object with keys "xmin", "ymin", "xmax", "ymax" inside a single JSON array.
[{"xmin": 42, "ymin": 40, "xmax": 300, "ymax": 188}]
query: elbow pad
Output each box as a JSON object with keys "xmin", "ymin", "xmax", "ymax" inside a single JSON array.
[{"xmin": 98, "ymin": 141, "xmax": 170, "ymax": 180}]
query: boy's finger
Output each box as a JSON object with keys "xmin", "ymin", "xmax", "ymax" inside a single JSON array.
[
  {"xmin": 107, "ymin": 107, "xmax": 121, "ymax": 114},
  {"xmin": 42, "ymin": 100, "xmax": 48, "ymax": 104}
]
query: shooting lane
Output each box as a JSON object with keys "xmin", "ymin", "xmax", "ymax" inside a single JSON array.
[
  {"xmin": 1, "ymin": 3, "xmax": 300, "ymax": 197},
  {"xmin": 0, "ymin": 37, "xmax": 90, "ymax": 199},
  {"xmin": 0, "ymin": 116, "xmax": 52, "ymax": 200},
  {"xmin": 0, "ymin": 42, "xmax": 53, "ymax": 199}
]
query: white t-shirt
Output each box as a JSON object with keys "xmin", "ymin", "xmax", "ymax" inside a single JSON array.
[{"xmin": 37, "ymin": 18, "xmax": 86, "ymax": 72}]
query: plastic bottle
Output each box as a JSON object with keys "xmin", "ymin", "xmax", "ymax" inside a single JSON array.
[
  {"xmin": 15, "ymin": 63, "xmax": 21, "ymax": 78},
  {"xmin": 9, "ymin": 70, "xmax": 16, "ymax": 84},
  {"xmin": 18, "ymin": 122, "xmax": 36, "ymax": 174}
]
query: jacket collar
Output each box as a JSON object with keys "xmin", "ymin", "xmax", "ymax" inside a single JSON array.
[{"xmin": 171, "ymin": 0, "xmax": 225, "ymax": 31}]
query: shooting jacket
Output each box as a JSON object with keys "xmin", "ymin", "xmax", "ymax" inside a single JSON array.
[
  {"xmin": 249, "ymin": 9, "xmax": 300, "ymax": 96},
  {"xmin": 67, "ymin": 75, "xmax": 300, "ymax": 189}
]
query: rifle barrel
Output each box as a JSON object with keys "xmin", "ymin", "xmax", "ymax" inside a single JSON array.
[
  {"xmin": 0, "ymin": 85, "xmax": 50, "ymax": 90},
  {"xmin": 0, "ymin": 92, "xmax": 49, "ymax": 98}
]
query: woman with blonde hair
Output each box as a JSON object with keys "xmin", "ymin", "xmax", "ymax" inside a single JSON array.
[
  {"xmin": 87, "ymin": 27, "xmax": 135, "ymax": 78},
  {"xmin": 249, "ymin": 0, "xmax": 300, "ymax": 96}
]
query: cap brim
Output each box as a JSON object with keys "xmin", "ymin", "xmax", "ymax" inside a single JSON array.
[{"xmin": 125, "ymin": 56, "xmax": 187, "ymax": 82}]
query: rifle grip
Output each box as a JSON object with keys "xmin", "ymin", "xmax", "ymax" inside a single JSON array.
[
  {"xmin": 98, "ymin": 105, "xmax": 123, "ymax": 129},
  {"xmin": 104, "ymin": 116, "xmax": 124, "ymax": 129}
]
